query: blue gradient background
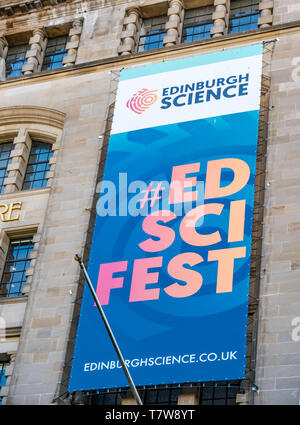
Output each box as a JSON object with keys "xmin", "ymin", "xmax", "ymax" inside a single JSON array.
[{"xmin": 69, "ymin": 109, "xmax": 259, "ymax": 391}]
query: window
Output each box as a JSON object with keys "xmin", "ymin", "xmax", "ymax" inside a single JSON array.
[
  {"xmin": 0, "ymin": 107, "xmax": 63, "ymax": 195},
  {"xmin": 138, "ymin": 16, "xmax": 167, "ymax": 52},
  {"xmin": 22, "ymin": 141, "xmax": 53, "ymax": 190},
  {"xmin": 5, "ymin": 44, "xmax": 29, "ymax": 78},
  {"xmin": 198, "ymin": 381, "xmax": 241, "ymax": 405},
  {"xmin": 88, "ymin": 387, "xmax": 180, "ymax": 405},
  {"xmin": 0, "ymin": 361, "xmax": 8, "ymax": 405},
  {"xmin": 88, "ymin": 381, "xmax": 241, "ymax": 405},
  {"xmin": 0, "ymin": 142, "xmax": 13, "ymax": 194},
  {"xmin": 0, "ymin": 239, "xmax": 34, "ymax": 298},
  {"xmin": 90, "ymin": 391, "xmax": 126, "ymax": 405},
  {"xmin": 41, "ymin": 35, "xmax": 68, "ymax": 71},
  {"xmin": 229, "ymin": 0, "xmax": 260, "ymax": 34},
  {"xmin": 143, "ymin": 387, "xmax": 180, "ymax": 405},
  {"xmin": 182, "ymin": 6, "xmax": 214, "ymax": 43}
]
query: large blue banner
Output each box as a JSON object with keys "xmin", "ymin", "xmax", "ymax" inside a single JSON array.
[{"xmin": 69, "ymin": 44, "xmax": 263, "ymax": 391}]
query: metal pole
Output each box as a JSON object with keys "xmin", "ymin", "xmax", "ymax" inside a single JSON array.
[{"xmin": 74, "ymin": 254, "xmax": 143, "ymax": 406}]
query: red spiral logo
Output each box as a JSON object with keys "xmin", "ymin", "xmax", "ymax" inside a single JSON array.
[{"xmin": 126, "ymin": 88, "xmax": 158, "ymax": 114}]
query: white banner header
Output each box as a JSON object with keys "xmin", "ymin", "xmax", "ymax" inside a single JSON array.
[{"xmin": 111, "ymin": 54, "xmax": 262, "ymax": 135}]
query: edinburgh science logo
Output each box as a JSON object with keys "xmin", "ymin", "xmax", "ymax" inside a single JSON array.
[{"xmin": 126, "ymin": 88, "xmax": 158, "ymax": 114}]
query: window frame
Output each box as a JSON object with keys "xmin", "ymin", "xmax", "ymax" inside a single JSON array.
[
  {"xmin": 228, "ymin": 0, "xmax": 260, "ymax": 34},
  {"xmin": 0, "ymin": 237, "xmax": 34, "ymax": 298},
  {"xmin": 181, "ymin": 6, "xmax": 214, "ymax": 44},
  {"xmin": 22, "ymin": 140, "xmax": 54, "ymax": 191},
  {"xmin": 137, "ymin": 15, "xmax": 168, "ymax": 52},
  {"xmin": 41, "ymin": 34, "xmax": 69, "ymax": 72},
  {"xmin": 5, "ymin": 43, "xmax": 30, "ymax": 79}
]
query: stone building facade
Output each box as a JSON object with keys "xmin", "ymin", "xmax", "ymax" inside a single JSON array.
[{"xmin": 0, "ymin": 0, "xmax": 299, "ymax": 405}]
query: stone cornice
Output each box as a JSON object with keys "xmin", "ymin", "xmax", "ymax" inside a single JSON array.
[
  {"xmin": 0, "ymin": 0, "xmax": 121, "ymax": 20},
  {"xmin": 0, "ymin": 0, "xmax": 74, "ymax": 17},
  {"xmin": 0, "ymin": 20, "xmax": 298, "ymax": 88}
]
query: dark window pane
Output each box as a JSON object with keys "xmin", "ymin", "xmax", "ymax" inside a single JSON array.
[
  {"xmin": 41, "ymin": 36, "xmax": 68, "ymax": 71},
  {"xmin": 0, "ymin": 142, "xmax": 13, "ymax": 194},
  {"xmin": 145, "ymin": 390, "xmax": 157, "ymax": 404},
  {"xmin": 90, "ymin": 392, "xmax": 124, "ymax": 405},
  {"xmin": 142, "ymin": 387, "xmax": 180, "ymax": 405},
  {"xmin": 0, "ymin": 362, "xmax": 8, "ymax": 405},
  {"xmin": 22, "ymin": 141, "xmax": 53, "ymax": 190},
  {"xmin": 6, "ymin": 44, "xmax": 29, "ymax": 78},
  {"xmin": 229, "ymin": 0, "xmax": 260, "ymax": 34},
  {"xmin": 182, "ymin": 6, "xmax": 214, "ymax": 43},
  {"xmin": 138, "ymin": 16, "xmax": 167, "ymax": 52},
  {"xmin": 157, "ymin": 389, "xmax": 170, "ymax": 404},
  {"xmin": 202, "ymin": 399, "xmax": 213, "ymax": 405},
  {"xmin": 201, "ymin": 386, "xmax": 214, "ymax": 400},
  {"xmin": 198, "ymin": 381, "xmax": 241, "ymax": 405},
  {"xmin": 214, "ymin": 398, "xmax": 226, "ymax": 405},
  {"xmin": 214, "ymin": 385, "xmax": 227, "ymax": 399}
]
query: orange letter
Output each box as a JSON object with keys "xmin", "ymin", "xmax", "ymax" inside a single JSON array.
[
  {"xmin": 179, "ymin": 203, "xmax": 224, "ymax": 246},
  {"xmin": 165, "ymin": 253, "xmax": 203, "ymax": 298},
  {"xmin": 205, "ymin": 159, "xmax": 250, "ymax": 199},
  {"xmin": 228, "ymin": 200, "xmax": 246, "ymax": 242},
  {"xmin": 169, "ymin": 163, "xmax": 200, "ymax": 204},
  {"xmin": 139, "ymin": 211, "xmax": 177, "ymax": 252},
  {"xmin": 207, "ymin": 247, "xmax": 246, "ymax": 293}
]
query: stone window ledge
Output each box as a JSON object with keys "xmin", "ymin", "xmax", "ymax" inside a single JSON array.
[
  {"xmin": 0, "ymin": 185, "xmax": 51, "ymax": 200},
  {"xmin": 0, "ymin": 296, "xmax": 27, "ymax": 305}
]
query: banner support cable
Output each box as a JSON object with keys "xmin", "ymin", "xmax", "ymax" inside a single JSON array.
[{"xmin": 242, "ymin": 38, "xmax": 277, "ymax": 404}]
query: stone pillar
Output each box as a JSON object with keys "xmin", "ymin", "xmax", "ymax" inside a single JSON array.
[
  {"xmin": 22, "ymin": 28, "xmax": 46, "ymax": 75},
  {"xmin": 63, "ymin": 19, "xmax": 83, "ymax": 67},
  {"xmin": 118, "ymin": 8, "xmax": 141, "ymax": 56},
  {"xmin": 163, "ymin": 0, "xmax": 183, "ymax": 47},
  {"xmin": 46, "ymin": 150, "xmax": 56, "ymax": 186},
  {"xmin": 0, "ymin": 36, "xmax": 7, "ymax": 81},
  {"xmin": 22, "ymin": 232, "xmax": 40, "ymax": 296},
  {"xmin": 0, "ymin": 233, "xmax": 10, "ymax": 290},
  {"xmin": 258, "ymin": 0, "xmax": 273, "ymax": 28},
  {"xmin": 4, "ymin": 128, "xmax": 32, "ymax": 193},
  {"xmin": 211, "ymin": 0, "xmax": 230, "ymax": 38},
  {"xmin": 0, "ymin": 352, "xmax": 17, "ymax": 405},
  {"xmin": 177, "ymin": 388, "xmax": 199, "ymax": 405}
]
